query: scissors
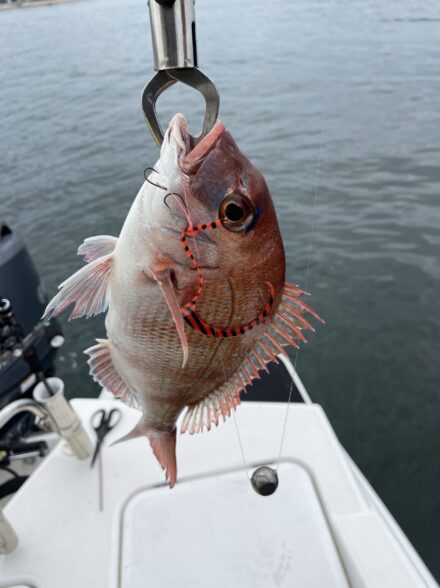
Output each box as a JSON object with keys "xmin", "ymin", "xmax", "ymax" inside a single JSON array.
[{"xmin": 90, "ymin": 408, "xmax": 122, "ymax": 468}]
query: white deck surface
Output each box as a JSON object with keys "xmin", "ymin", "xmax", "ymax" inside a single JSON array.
[
  {"xmin": 0, "ymin": 399, "xmax": 435, "ymax": 588},
  {"xmin": 119, "ymin": 464, "xmax": 348, "ymax": 588}
]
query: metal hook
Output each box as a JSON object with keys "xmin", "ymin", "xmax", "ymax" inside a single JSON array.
[
  {"xmin": 164, "ymin": 192, "xmax": 188, "ymax": 212},
  {"xmin": 142, "ymin": 67, "xmax": 220, "ymax": 149},
  {"xmin": 144, "ymin": 166, "xmax": 168, "ymax": 190}
]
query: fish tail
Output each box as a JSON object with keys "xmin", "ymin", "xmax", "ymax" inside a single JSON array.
[
  {"xmin": 112, "ymin": 422, "xmax": 177, "ymax": 488},
  {"xmin": 148, "ymin": 429, "xmax": 177, "ymax": 488}
]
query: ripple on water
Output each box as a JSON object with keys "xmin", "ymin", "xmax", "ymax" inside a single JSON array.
[{"xmin": 1, "ymin": 0, "xmax": 440, "ymax": 579}]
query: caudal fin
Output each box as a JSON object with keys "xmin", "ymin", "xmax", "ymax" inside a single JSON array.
[
  {"xmin": 149, "ymin": 430, "xmax": 177, "ymax": 488},
  {"xmin": 113, "ymin": 422, "xmax": 177, "ymax": 488}
]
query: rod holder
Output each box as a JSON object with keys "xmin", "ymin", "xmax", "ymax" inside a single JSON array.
[
  {"xmin": 0, "ymin": 510, "xmax": 18, "ymax": 554},
  {"xmin": 149, "ymin": 0, "xmax": 197, "ymax": 70},
  {"xmin": 33, "ymin": 378, "xmax": 93, "ymax": 460}
]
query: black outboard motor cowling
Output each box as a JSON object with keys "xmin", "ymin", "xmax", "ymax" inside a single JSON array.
[{"xmin": 0, "ymin": 223, "xmax": 63, "ymax": 443}]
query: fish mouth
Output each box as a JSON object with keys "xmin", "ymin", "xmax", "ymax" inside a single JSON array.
[{"xmin": 169, "ymin": 114, "xmax": 225, "ymax": 175}]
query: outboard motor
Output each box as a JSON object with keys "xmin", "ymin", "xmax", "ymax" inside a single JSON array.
[{"xmin": 0, "ymin": 222, "xmax": 63, "ymax": 444}]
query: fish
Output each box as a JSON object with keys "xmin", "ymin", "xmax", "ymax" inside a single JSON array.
[{"xmin": 44, "ymin": 114, "xmax": 322, "ymax": 487}]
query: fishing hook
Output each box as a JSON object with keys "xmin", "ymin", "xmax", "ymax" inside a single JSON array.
[
  {"xmin": 144, "ymin": 167, "xmax": 167, "ymax": 190},
  {"xmin": 164, "ymin": 192, "xmax": 188, "ymax": 213}
]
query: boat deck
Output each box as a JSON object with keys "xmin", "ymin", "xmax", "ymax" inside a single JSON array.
[{"xmin": 0, "ymin": 399, "xmax": 436, "ymax": 588}]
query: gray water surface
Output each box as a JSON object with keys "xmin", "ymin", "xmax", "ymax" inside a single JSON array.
[{"xmin": 1, "ymin": 0, "xmax": 439, "ymax": 578}]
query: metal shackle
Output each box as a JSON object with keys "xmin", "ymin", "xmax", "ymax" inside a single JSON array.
[{"xmin": 149, "ymin": 0, "xmax": 197, "ymax": 71}]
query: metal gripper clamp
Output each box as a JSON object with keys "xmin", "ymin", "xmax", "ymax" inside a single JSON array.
[{"xmin": 143, "ymin": 0, "xmax": 220, "ymax": 148}]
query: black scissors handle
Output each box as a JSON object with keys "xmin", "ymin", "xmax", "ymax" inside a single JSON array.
[
  {"xmin": 92, "ymin": 408, "xmax": 122, "ymax": 439},
  {"xmin": 103, "ymin": 407, "xmax": 123, "ymax": 430},
  {"xmin": 90, "ymin": 408, "xmax": 122, "ymax": 468}
]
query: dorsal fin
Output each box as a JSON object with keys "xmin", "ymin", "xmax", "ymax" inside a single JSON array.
[
  {"xmin": 180, "ymin": 283, "xmax": 323, "ymax": 435},
  {"xmin": 43, "ymin": 253, "xmax": 113, "ymax": 320},
  {"xmin": 78, "ymin": 235, "xmax": 118, "ymax": 263}
]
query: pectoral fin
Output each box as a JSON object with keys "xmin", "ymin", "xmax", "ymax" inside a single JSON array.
[{"xmin": 148, "ymin": 267, "xmax": 189, "ymax": 368}]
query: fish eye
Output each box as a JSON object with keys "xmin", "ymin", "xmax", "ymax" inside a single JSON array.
[{"xmin": 219, "ymin": 194, "xmax": 255, "ymax": 232}]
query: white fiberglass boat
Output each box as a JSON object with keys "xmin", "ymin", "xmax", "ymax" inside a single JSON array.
[{"xmin": 0, "ymin": 356, "xmax": 437, "ymax": 588}]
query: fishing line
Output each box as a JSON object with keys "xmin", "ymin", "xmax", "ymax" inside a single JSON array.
[
  {"xmin": 275, "ymin": 108, "xmax": 325, "ymax": 470},
  {"xmin": 218, "ymin": 343, "xmax": 251, "ymax": 481},
  {"xmin": 180, "ymin": 186, "xmax": 251, "ymax": 480},
  {"xmin": 296, "ymin": 111, "xmax": 324, "ymax": 365},
  {"xmin": 210, "ymin": 329, "xmax": 251, "ymax": 481},
  {"xmin": 161, "ymin": 149, "xmax": 324, "ymax": 481}
]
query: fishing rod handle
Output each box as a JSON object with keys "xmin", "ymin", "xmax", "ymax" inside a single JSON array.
[{"xmin": 149, "ymin": 0, "xmax": 198, "ymax": 71}]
